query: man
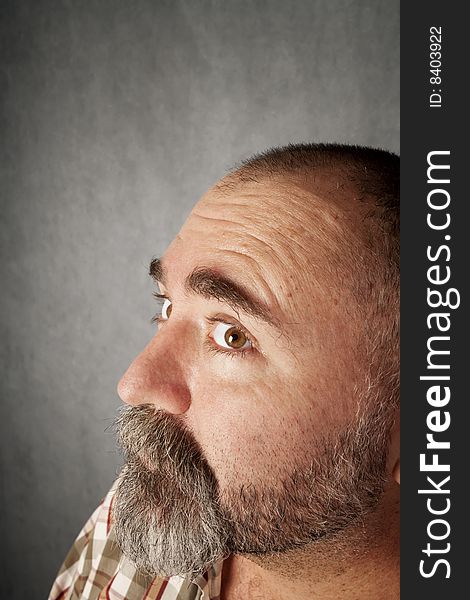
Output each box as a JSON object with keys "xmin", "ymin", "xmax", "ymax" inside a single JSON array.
[{"xmin": 50, "ymin": 143, "xmax": 400, "ymax": 599}]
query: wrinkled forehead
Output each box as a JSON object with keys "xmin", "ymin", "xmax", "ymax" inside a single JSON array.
[
  {"xmin": 207, "ymin": 176, "xmax": 364, "ymax": 269},
  {"xmin": 197, "ymin": 177, "xmax": 351, "ymax": 257},
  {"xmin": 164, "ymin": 176, "xmax": 364, "ymax": 323}
]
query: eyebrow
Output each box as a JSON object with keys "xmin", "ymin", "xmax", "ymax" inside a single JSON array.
[{"xmin": 149, "ymin": 257, "xmax": 281, "ymax": 330}]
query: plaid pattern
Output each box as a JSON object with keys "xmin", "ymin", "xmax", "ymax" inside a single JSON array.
[{"xmin": 49, "ymin": 482, "xmax": 224, "ymax": 600}]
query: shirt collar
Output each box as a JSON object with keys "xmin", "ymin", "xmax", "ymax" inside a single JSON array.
[{"xmin": 190, "ymin": 558, "xmax": 225, "ymax": 599}]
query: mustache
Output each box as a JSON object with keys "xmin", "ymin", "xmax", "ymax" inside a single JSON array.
[{"xmin": 114, "ymin": 404, "xmax": 218, "ymax": 486}]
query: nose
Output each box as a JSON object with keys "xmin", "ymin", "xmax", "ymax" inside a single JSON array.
[{"xmin": 117, "ymin": 331, "xmax": 191, "ymax": 415}]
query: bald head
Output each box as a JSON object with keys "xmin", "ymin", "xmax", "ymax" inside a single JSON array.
[
  {"xmin": 220, "ymin": 142, "xmax": 399, "ymax": 266},
  {"xmin": 221, "ymin": 142, "xmax": 398, "ymax": 219}
]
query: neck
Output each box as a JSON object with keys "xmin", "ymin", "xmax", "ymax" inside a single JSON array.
[{"xmin": 221, "ymin": 482, "xmax": 399, "ymax": 600}]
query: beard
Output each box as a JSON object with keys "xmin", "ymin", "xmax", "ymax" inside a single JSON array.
[{"xmin": 113, "ymin": 399, "xmax": 395, "ymax": 579}]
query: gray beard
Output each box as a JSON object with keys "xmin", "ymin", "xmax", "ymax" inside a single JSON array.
[{"xmin": 112, "ymin": 401, "xmax": 393, "ymax": 578}]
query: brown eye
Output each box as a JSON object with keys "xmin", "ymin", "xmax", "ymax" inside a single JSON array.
[
  {"xmin": 212, "ymin": 322, "xmax": 252, "ymax": 351},
  {"xmin": 224, "ymin": 326, "xmax": 247, "ymax": 348}
]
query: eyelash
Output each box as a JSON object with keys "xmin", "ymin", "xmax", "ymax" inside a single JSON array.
[{"xmin": 151, "ymin": 294, "xmax": 254, "ymax": 359}]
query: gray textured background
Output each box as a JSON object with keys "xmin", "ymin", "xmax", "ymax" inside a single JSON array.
[{"xmin": 1, "ymin": 1, "xmax": 399, "ymax": 597}]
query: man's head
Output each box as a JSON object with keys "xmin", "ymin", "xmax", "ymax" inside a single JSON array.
[{"xmin": 113, "ymin": 143, "xmax": 400, "ymax": 577}]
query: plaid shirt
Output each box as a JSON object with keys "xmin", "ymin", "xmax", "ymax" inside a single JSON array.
[{"xmin": 48, "ymin": 482, "xmax": 224, "ymax": 600}]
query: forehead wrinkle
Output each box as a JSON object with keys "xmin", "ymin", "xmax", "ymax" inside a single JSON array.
[
  {"xmin": 191, "ymin": 201, "xmax": 317, "ymax": 263},
  {"xmin": 188, "ymin": 213, "xmax": 302, "ymax": 278},
  {"xmin": 184, "ymin": 216, "xmax": 308, "ymax": 318},
  {"xmin": 202, "ymin": 184, "xmax": 345, "ymax": 254},
  {"xmin": 190, "ymin": 203, "xmax": 337, "ymax": 300},
  {"xmin": 184, "ymin": 210, "xmax": 287, "ymax": 273},
  {"xmin": 190, "ymin": 210, "xmax": 313, "ymax": 260}
]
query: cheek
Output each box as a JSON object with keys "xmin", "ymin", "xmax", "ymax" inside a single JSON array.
[{"xmin": 186, "ymin": 363, "xmax": 329, "ymax": 488}]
